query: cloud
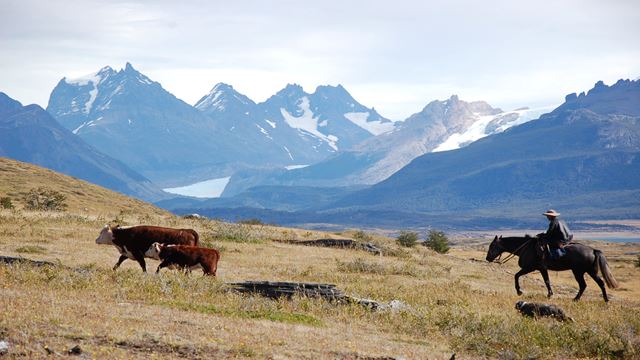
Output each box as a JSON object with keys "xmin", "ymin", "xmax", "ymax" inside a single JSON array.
[{"xmin": 1, "ymin": 0, "xmax": 639, "ymax": 119}]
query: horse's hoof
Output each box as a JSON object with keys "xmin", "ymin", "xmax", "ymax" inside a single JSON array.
[{"xmin": 517, "ymin": 290, "xmax": 523, "ymax": 296}]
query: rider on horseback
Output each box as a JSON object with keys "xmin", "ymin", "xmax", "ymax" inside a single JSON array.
[{"xmin": 537, "ymin": 209, "xmax": 573, "ymax": 260}]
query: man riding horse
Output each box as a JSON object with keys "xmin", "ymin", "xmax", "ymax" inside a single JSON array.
[{"xmin": 537, "ymin": 209, "xmax": 573, "ymax": 260}]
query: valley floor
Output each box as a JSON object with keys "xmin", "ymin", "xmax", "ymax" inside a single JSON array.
[{"xmin": 1, "ymin": 210, "xmax": 639, "ymax": 359}]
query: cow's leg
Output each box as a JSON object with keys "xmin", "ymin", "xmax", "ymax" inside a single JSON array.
[
  {"xmin": 515, "ymin": 268, "xmax": 534, "ymax": 296},
  {"xmin": 132, "ymin": 252, "xmax": 146, "ymax": 272},
  {"xmin": 112, "ymin": 255, "xmax": 128, "ymax": 271},
  {"xmin": 572, "ymin": 269, "xmax": 588, "ymax": 301},
  {"xmin": 539, "ymin": 268, "xmax": 553, "ymax": 298},
  {"xmin": 587, "ymin": 270, "xmax": 608, "ymax": 302},
  {"xmin": 156, "ymin": 260, "xmax": 171, "ymax": 274}
]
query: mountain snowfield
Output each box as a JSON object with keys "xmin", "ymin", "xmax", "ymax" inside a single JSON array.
[
  {"xmin": 432, "ymin": 106, "xmax": 554, "ymax": 152},
  {"xmin": 216, "ymin": 94, "xmax": 555, "ymax": 198}
]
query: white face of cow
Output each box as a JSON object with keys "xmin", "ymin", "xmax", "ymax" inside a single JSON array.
[
  {"xmin": 95, "ymin": 225, "xmax": 115, "ymax": 245},
  {"xmin": 144, "ymin": 242, "xmax": 162, "ymax": 260}
]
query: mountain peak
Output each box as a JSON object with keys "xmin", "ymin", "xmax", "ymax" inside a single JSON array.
[
  {"xmin": 124, "ymin": 62, "xmax": 136, "ymax": 73},
  {"xmin": 314, "ymin": 84, "xmax": 353, "ymax": 100},
  {"xmin": 195, "ymin": 82, "xmax": 255, "ymax": 112},
  {"xmin": 212, "ymin": 82, "xmax": 234, "ymax": 92},
  {"xmin": 276, "ymin": 83, "xmax": 306, "ymax": 98},
  {"xmin": 558, "ymin": 78, "xmax": 640, "ymax": 116},
  {"xmin": 0, "ymin": 92, "xmax": 24, "ymax": 116}
]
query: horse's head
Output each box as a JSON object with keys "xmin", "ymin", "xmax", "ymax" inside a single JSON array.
[{"xmin": 486, "ymin": 235, "xmax": 503, "ymax": 262}]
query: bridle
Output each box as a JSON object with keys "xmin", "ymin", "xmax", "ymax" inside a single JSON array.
[{"xmin": 492, "ymin": 237, "xmax": 535, "ymax": 265}]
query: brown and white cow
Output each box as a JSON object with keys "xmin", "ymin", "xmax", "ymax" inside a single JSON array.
[
  {"xmin": 145, "ymin": 242, "xmax": 220, "ymax": 276},
  {"xmin": 95, "ymin": 225, "xmax": 199, "ymax": 272}
]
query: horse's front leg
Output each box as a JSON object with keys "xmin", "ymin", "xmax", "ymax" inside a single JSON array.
[
  {"xmin": 514, "ymin": 268, "xmax": 534, "ymax": 296},
  {"xmin": 539, "ymin": 268, "xmax": 553, "ymax": 298}
]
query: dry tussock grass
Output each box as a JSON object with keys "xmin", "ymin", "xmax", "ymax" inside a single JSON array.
[
  {"xmin": 0, "ymin": 207, "xmax": 638, "ymax": 359},
  {"xmin": 1, "ymin": 158, "xmax": 639, "ymax": 358}
]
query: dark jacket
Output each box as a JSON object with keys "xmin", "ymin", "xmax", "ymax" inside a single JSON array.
[{"xmin": 544, "ymin": 217, "xmax": 573, "ymax": 247}]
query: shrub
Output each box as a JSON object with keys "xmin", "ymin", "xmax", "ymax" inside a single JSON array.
[
  {"xmin": 0, "ymin": 196, "xmax": 13, "ymax": 209},
  {"xmin": 396, "ymin": 231, "xmax": 418, "ymax": 247},
  {"xmin": 352, "ymin": 230, "xmax": 373, "ymax": 242},
  {"xmin": 635, "ymin": 255, "xmax": 640, "ymax": 268},
  {"xmin": 424, "ymin": 230, "xmax": 450, "ymax": 254},
  {"xmin": 23, "ymin": 187, "xmax": 67, "ymax": 211}
]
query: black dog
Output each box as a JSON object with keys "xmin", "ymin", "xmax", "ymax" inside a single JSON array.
[{"xmin": 515, "ymin": 301, "xmax": 574, "ymax": 322}]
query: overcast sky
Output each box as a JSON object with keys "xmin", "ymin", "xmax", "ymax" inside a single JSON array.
[{"xmin": 1, "ymin": 0, "xmax": 639, "ymax": 120}]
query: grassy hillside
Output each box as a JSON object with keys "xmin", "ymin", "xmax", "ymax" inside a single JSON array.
[
  {"xmin": 0, "ymin": 157, "xmax": 169, "ymax": 219},
  {"xmin": 0, "ymin": 159, "xmax": 639, "ymax": 358}
]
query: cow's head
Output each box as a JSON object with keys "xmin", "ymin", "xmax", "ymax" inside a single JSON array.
[
  {"xmin": 95, "ymin": 224, "xmax": 115, "ymax": 245},
  {"xmin": 145, "ymin": 242, "xmax": 163, "ymax": 260}
]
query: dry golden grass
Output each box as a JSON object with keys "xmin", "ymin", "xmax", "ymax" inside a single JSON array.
[
  {"xmin": 0, "ymin": 157, "xmax": 169, "ymax": 219},
  {"xmin": 1, "ymin": 159, "xmax": 639, "ymax": 359}
]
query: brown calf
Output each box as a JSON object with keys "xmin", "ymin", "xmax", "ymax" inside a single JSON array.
[
  {"xmin": 95, "ymin": 225, "xmax": 199, "ymax": 272},
  {"xmin": 145, "ymin": 242, "xmax": 220, "ymax": 276}
]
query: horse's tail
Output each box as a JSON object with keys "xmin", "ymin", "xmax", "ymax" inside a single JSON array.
[{"xmin": 595, "ymin": 250, "xmax": 619, "ymax": 289}]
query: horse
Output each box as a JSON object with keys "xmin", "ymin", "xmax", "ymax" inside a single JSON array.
[{"xmin": 486, "ymin": 235, "xmax": 618, "ymax": 302}]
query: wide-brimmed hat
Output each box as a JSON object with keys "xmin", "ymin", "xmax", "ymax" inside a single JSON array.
[{"xmin": 543, "ymin": 209, "xmax": 560, "ymax": 217}]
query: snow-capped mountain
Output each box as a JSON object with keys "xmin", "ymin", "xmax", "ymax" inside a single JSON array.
[
  {"xmin": 194, "ymin": 82, "xmax": 394, "ymax": 166},
  {"xmin": 47, "ymin": 64, "xmax": 257, "ymax": 186},
  {"xmin": 220, "ymin": 95, "xmax": 552, "ymax": 196},
  {"xmin": 47, "ymin": 64, "xmax": 393, "ymax": 188}
]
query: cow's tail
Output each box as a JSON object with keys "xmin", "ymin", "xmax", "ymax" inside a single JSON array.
[{"xmin": 595, "ymin": 250, "xmax": 619, "ymax": 289}]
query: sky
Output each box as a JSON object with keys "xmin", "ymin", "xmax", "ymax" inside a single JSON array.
[{"xmin": 1, "ymin": 0, "xmax": 639, "ymax": 120}]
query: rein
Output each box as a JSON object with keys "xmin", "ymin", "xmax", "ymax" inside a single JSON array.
[{"xmin": 494, "ymin": 237, "xmax": 535, "ymax": 265}]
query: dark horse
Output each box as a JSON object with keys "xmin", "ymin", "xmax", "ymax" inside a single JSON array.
[{"xmin": 486, "ymin": 235, "xmax": 618, "ymax": 302}]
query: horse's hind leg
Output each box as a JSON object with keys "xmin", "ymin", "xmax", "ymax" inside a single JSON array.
[
  {"xmin": 540, "ymin": 268, "xmax": 553, "ymax": 298},
  {"xmin": 572, "ymin": 269, "xmax": 587, "ymax": 301},
  {"xmin": 515, "ymin": 269, "xmax": 534, "ymax": 296},
  {"xmin": 587, "ymin": 270, "xmax": 608, "ymax": 302}
]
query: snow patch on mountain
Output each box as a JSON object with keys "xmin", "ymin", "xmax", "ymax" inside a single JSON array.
[
  {"xmin": 64, "ymin": 72, "xmax": 103, "ymax": 114},
  {"xmin": 432, "ymin": 106, "xmax": 554, "ymax": 152},
  {"xmin": 280, "ymin": 96, "xmax": 339, "ymax": 151},
  {"xmin": 164, "ymin": 177, "xmax": 231, "ymax": 198},
  {"xmin": 344, "ymin": 112, "xmax": 395, "ymax": 135}
]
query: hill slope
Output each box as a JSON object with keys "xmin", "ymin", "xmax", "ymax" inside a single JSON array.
[{"xmin": 0, "ymin": 157, "xmax": 170, "ymax": 218}]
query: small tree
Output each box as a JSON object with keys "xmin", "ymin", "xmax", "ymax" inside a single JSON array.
[
  {"xmin": 396, "ymin": 231, "xmax": 418, "ymax": 248},
  {"xmin": 424, "ymin": 229, "xmax": 450, "ymax": 254},
  {"xmin": 0, "ymin": 196, "xmax": 13, "ymax": 209},
  {"xmin": 23, "ymin": 187, "xmax": 68, "ymax": 211},
  {"xmin": 635, "ymin": 255, "xmax": 640, "ymax": 268}
]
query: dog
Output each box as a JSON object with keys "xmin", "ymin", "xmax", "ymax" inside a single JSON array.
[{"xmin": 515, "ymin": 301, "xmax": 574, "ymax": 322}]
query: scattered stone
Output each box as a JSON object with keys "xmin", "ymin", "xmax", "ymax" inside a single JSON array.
[
  {"xmin": 68, "ymin": 345, "xmax": 82, "ymax": 355},
  {"xmin": 183, "ymin": 213, "xmax": 204, "ymax": 220},
  {"xmin": 0, "ymin": 256, "xmax": 55, "ymax": 267},
  {"xmin": 43, "ymin": 345, "xmax": 55, "ymax": 355},
  {"xmin": 0, "ymin": 340, "xmax": 8, "ymax": 355}
]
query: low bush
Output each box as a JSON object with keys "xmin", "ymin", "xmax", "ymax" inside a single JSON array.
[
  {"xmin": 23, "ymin": 187, "xmax": 67, "ymax": 211},
  {"xmin": 0, "ymin": 196, "xmax": 13, "ymax": 209},
  {"xmin": 424, "ymin": 230, "xmax": 450, "ymax": 254},
  {"xmin": 396, "ymin": 231, "xmax": 418, "ymax": 248}
]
